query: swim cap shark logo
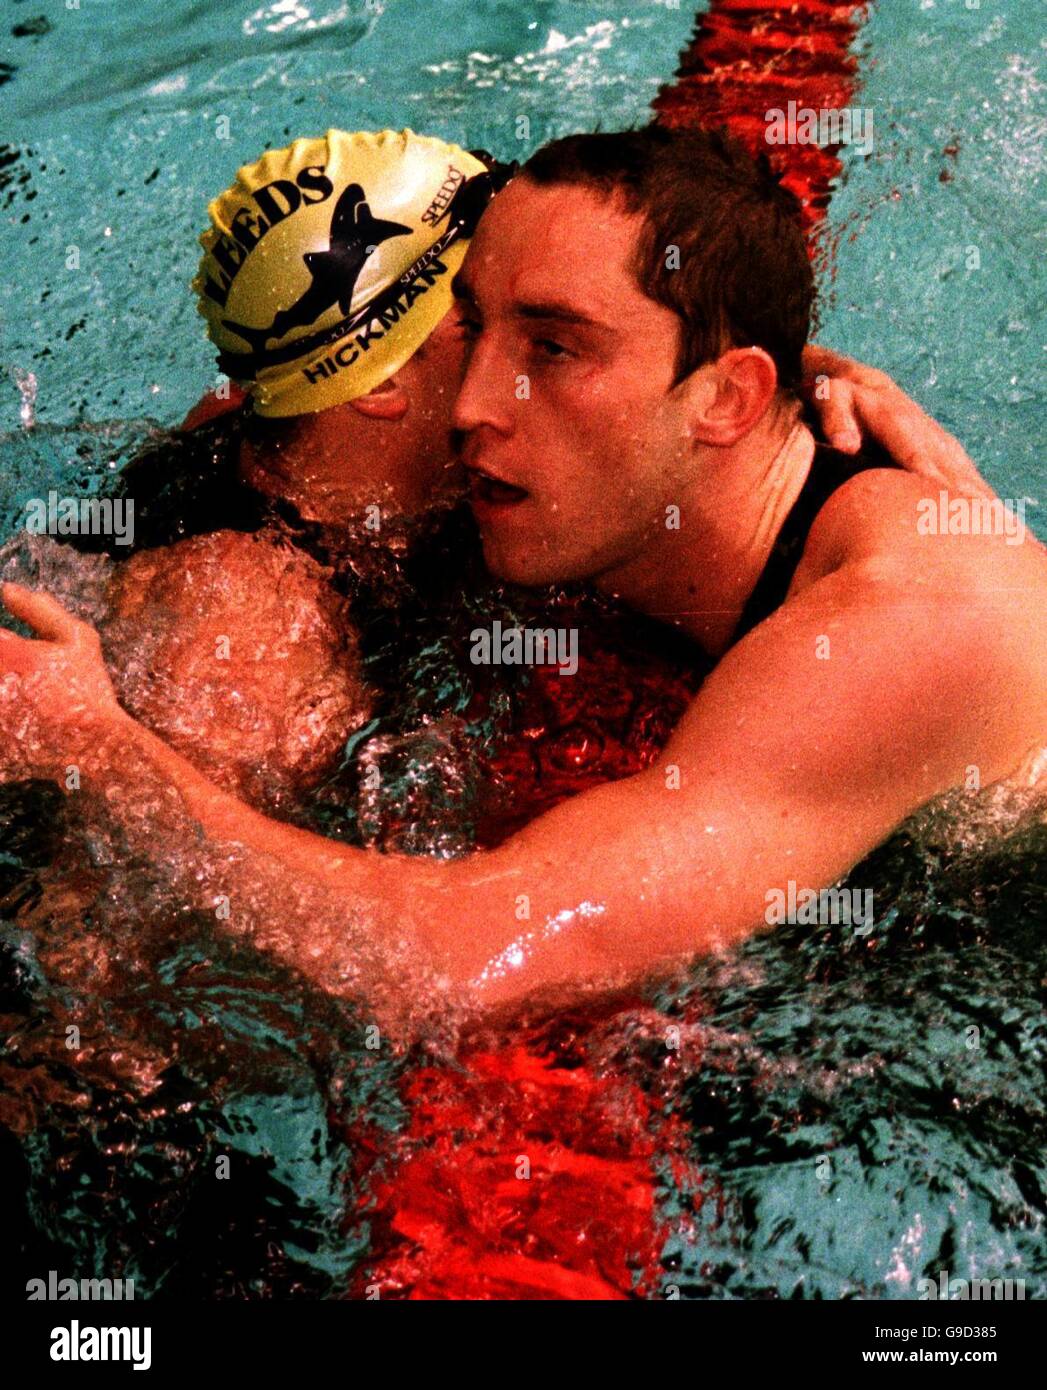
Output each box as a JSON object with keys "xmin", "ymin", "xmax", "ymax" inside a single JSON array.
[{"xmin": 221, "ymin": 182, "xmax": 412, "ymax": 352}]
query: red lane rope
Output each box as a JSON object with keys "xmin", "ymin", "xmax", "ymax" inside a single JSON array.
[
  {"xmin": 353, "ymin": 0, "xmax": 874, "ymax": 1301},
  {"xmin": 654, "ymin": 0, "xmax": 871, "ymax": 240},
  {"xmin": 352, "ymin": 1020, "xmax": 704, "ymax": 1300}
]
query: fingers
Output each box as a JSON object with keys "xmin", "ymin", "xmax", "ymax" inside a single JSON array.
[
  {"xmin": 803, "ymin": 345, "xmax": 997, "ymax": 501},
  {"xmin": 802, "ymin": 343, "xmax": 855, "ymax": 380},
  {"xmin": 0, "ymin": 584, "xmax": 76, "ymax": 675},
  {"xmin": 811, "ymin": 379, "xmax": 862, "ymax": 453},
  {"xmin": 843, "ymin": 389, "xmax": 925, "ymax": 474},
  {"xmin": 1, "ymin": 582, "xmax": 83, "ymax": 644}
]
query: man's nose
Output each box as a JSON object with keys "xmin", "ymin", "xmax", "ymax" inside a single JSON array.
[{"xmin": 452, "ymin": 335, "xmax": 514, "ymax": 437}]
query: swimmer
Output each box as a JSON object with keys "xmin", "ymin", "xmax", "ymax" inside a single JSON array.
[
  {"xmin": 117, "ymin": 128, "xmax": 514, "ymax": 548},
  {"xmin": 5, "ymin": 125, "xmax": 1041, "ymax": 1020},
  {"xmin": 68, "ymin": 131, "xmax": 513, "ymax": 803},
  {"xmin": 73, "ymin": 126, "xmax": 899, "ymax": 809},
  {"xmin": 46, "ymin": 128, "xmax": 693, "ymax": 821}
]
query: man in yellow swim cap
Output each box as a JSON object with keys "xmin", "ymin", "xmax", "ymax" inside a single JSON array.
[{"xmin": 119, "ymin": 128, "xmax": 513, "ymax": 543}]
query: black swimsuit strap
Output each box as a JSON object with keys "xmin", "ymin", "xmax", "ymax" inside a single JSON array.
[{"xmin": 733, "ymin": 423, "xmax": 899, "ymax": 645}]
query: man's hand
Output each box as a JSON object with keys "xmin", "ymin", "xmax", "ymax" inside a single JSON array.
[
  {"xmin": 804, "ymin": 344, "xmax": 998, "ymax": 501},
  {"xmin": 0, "ymin": 582, "xmax": 123, "ymax": 781}
]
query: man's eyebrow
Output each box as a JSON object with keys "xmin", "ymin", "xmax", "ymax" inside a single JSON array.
[
  {"xmin": 515, "ymin": 299, "xmax": 615, "ymax": 333},
  {"xmin": 451, "ymin": 277, "xmax": 617, "ymax": 335}
]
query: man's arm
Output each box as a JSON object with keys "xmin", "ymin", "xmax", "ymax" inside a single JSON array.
[
  {"xmin": 409, "ymin": 524, "xmax": 1042, "ymax": 1002},
  {"xmin": 3, "ymin": 501, "xmax": 1041, "ymax": 1013}
]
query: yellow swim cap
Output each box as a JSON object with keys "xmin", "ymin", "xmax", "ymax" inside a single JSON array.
[{"xmin": 194, "ymin": 129, "xmax": 497, "ymax": 417}]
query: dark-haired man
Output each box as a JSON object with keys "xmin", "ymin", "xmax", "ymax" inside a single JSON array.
[{"xmin": 5, "ymin": 126, "xmax": 1044, "ymax": 1016}]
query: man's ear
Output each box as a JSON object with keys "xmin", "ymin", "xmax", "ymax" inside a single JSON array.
[
  {"xmin": 349, "ymin": 375, "xmax": 410, "ymax": 422},
  {"xmin": 686, "ymin": 347, "xmax": 779, "ymax": 447}
]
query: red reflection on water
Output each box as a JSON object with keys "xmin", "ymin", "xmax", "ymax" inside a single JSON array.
[{"xmin": 354, "ymin": 1006, "xmax": 710, "ymax": 1300}]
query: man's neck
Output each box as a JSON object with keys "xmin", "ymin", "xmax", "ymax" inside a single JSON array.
[{"xmin": 596, "ymin": 414, "xmax": 816, "ymax": 657}]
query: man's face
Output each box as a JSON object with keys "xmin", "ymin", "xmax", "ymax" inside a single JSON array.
[
  {"xmin": 243, "ymin": 304, "xmax": 472, "ymax": 522},
  {"xmin": 452, "ymin": 177, "xmax": 692, "ymax": 586}
]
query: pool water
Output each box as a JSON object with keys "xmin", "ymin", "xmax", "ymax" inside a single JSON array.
[{"xmin": 2, "ymin": 0, "xmax": 1046, "ymax": 1300}]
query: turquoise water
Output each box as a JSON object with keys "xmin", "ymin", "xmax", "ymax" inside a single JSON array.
[
  {"xmin": 820, "ymin": 0, "xmax": 1046, "ymax": 521},
  {"xmin": 2, "ymin": 0, "xmax": 1046, "ymax": 1301}
]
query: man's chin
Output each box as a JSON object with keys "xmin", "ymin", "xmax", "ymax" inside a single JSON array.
[
  {"xmin": 481, "ymin": 553, "xmax": 544, "ymax": 587},
  {"xmin": 479, "ymin": 538, "xmax": 570, "ymax": 588}
]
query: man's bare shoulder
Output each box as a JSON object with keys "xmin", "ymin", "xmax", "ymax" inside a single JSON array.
[
  {"xmin": 670, "ymin": 469, "xmax": 1047, "ymax": 808},
  {"xmin": 793, "ymin": 466, "xmax": 1047, "ymax": 606}
]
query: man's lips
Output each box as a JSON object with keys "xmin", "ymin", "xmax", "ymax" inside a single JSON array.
[{"xmin": 466, "ymin": 467, "xmax": 530, "ymax": 507}]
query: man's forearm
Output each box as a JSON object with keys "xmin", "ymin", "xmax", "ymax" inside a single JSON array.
[
  {"xmin": 74, "ymin": 708, "xmax": 458, "ymax": 1012},
  {"xmin": 103, "ymin": 708, "xmax": 376, "ymax": 892},
  {"xmin": 79, "ymin": 709, "xmax": 656, "ymax": 1009}
]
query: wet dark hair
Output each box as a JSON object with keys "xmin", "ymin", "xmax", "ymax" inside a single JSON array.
[{"xmin": 522, "ymin": 124, "xmax": 814, "ymax": 393}]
